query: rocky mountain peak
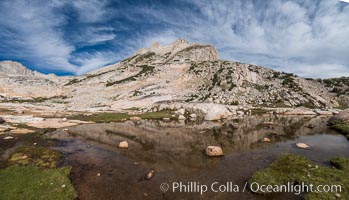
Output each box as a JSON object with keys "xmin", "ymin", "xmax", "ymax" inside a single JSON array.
[
  {"xmin": 0, "ymin": 38, "xmax": 347, "ymax": 111},
  {"xmin": 0, "ymin": 60, "xmax": 58, "ymax": 80},
  {"xmin": 135, "ymin": 39, "xmax": 219, "ymax": 63},
  {"xmin": 0, "ymin": 60, "xmax": 38, "ymax": 77}
]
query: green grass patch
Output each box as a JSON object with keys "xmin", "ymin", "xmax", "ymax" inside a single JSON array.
[
  {"xmin": 132, "ymin": 90, "xmax": 143, "ymax": 96},
  {"xmin": 1, "ymin": 96, "xmax": 68, "ymax": 104},
  {"xmin": 64, "ymin": 69, "xmax": 116, "ymax": 86},
  {"xmin": 331, "ymin": 122, "xmax": 349, "ymax": 140},
  {"xmin": 64, "ymin": 78, "xmax": 81, "ymax": 86},
  {"xmin": 249, "ymin": 154, "xmax": 349, "ymax": 199},
  {"xmin": 272, "ymin": 99, "xmax": 291, "ymax": 108},
  {"xmin": 251, "ymin": 108, "xmax": 271, "ymax": 115},
  {"xmin": 9, "ymin": 146, "xmax": 63, "ymax": 169},
  {"xmin": 106, "ymin": 65, "xmax": 154, "ymax": 86},
  {"xmin": 137, "ymin": 110, "xmax": 172, "ymax": 120},
  {"xmin": 298, "ymin": 101, "xmax": 317, "ymax": 109},
  {"xmin": 123, "ymin": 107, "xmax": 140, "ymax": 111},
  {"xmin": 0, "ymin": 165, "xmax": 77, "ymax": 200},
  {"xmin": 68, "ymin": 111, "xmax": 173, "ymax": 123},
  {"xmin": 178, "ymin": 45, "xmax": 210, "ymax": 53},
  {"xmin": 331, "ymin": 157, "xmax": 349, "ymax": 171},
  {"xmin": 134, "ymin": 52, "xmax": 155, "ymax": 63},
  {"xmin": 121, "ymin": 54, "xmax": 138, "ymax": 63},
  {"xmin": 68, "ymin": 113, "xmax": 130, "ymax": 123}
]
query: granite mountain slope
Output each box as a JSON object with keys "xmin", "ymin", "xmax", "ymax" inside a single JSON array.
[{"xmin": 0, "ymin": 39, "xmax": 348, "ymax": 111}]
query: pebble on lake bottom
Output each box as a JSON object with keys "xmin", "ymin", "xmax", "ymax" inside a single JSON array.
[{"xmin": 146, "ymin": 170, "xmax": 154, "ymax": 180}]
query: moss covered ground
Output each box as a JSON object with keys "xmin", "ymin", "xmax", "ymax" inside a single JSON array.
[
  {"xmin": 0, "ymin": 166, "xmax": 77, "ymax": 200},
  {"xmin": 331, "ymin": 123, "xmax": 349, "ymax": 140},
  {"xmin": 249, "ymin": 154, "xmax": 349, "ymax": 200},
  {"xmin": 0, "ymin": 125, "xmax": 77, "ymax": 200}
]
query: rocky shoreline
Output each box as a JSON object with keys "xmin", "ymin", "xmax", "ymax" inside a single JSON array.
[{"xmin": 0, "ymin": 101, "xmax": 342, "ymax": 125}]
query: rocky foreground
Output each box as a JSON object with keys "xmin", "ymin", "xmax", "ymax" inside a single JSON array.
[{"xmin": 0, "ymin": 39, "xmax": 348, "ymax": 120}]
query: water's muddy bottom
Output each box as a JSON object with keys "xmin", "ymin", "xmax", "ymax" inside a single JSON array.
[{"xmin": 47, "ymin": 115, "xmax": 349, "ymax": 200}]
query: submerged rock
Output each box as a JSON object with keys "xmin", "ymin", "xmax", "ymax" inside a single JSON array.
[
  {"xmin": 296, "ymin": 143, "xmax": 310, "ymax": 149},
  {"xmin": 205, "ymin": 146, "xmax": 223, "ymax": 157},
  {"xmin": 9, "ymin": 146, "xmax": 62, "ymax": 168},
  {"xmin": 118, "ymin": 141, "xmax": 129, "ymax": 149},
  {"xmin": 0, "ymin": 117, "xmax": 5, "ymax": 124}
]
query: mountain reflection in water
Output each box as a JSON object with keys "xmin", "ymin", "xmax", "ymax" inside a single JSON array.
[{"xmin": 50, "ymin": 115, "xmax": 335, "ymax": 173}]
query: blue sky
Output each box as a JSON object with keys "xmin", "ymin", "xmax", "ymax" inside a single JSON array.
[{"xmin": 0, "ymin": 0, "xmax": 348, "ymax": 77}]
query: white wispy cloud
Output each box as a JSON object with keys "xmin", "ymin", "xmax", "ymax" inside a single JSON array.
[
  {"xmin": 0, "ymin": 0, "xmax": 348, "ymax": 78},
  {"xmin": 127, "ymin": 0, "xmax": 349, "ymax": 78},
  {"xmin": 0, "ymin": 0, "xmax": 118, "ymax": 74},
  {"xmin": 73, "ymin": 51, "xmax": 119, "ymax": 75},
  {"xmin": 0, "ymin": 0, "xmax": 77, "ymax": 73},
  {"xmin": 71, "ymin": 0, "xmax": 109, "ymax": 23}
]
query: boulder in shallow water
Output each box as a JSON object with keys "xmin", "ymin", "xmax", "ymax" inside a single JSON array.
[
  {"xmin": 118, "ymin": 141, "xmax": 129, "ymax": 149},
  {"xmin": 296, "ymin": 143, "xmax": 310, "ymax": 149},
  {"xmin": 205, "ymin": 146, "xmax": 223, "ymax": 157},
  {"xmin": 178, "ymin": 115, "xmax": 186, "ymax": 120},
  {"xmin": 162, "ymin": 117, "xmax": 170, "ymax": 121},
  {"xmin": 130, "ymin": 116, "xmax": 141, "ymax": 121},
  {"xmin": 202, "ymin": 104, "xmax": 232, "ymax": 121}
]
